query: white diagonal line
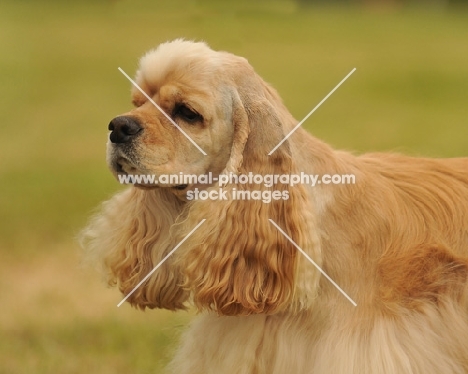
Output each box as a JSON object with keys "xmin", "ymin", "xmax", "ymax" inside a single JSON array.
[
  {"xmin": 269, "ymin": 219, "xmax": 357, "ymax": 307},
  {"xmin": 117, "ymin": 219, "xmax": 206, "ymax": 307},
  {"xmin": 118, "ymin": 67, "xmax": 207, "ymax": 156},
  {"xmin": 268, "ymin": 68, "xmax": 356, "ymax": 156}
]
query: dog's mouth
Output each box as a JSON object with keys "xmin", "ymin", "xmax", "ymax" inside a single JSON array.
[
  {"xmin": 114, "ymin": 157, "xmax": 139, "ymax": 175},
  {"xmin": 111, "ymin": 156, "xmax": 192, "ymax": 192}
]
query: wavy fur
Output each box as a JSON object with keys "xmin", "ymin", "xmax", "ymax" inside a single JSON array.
[
  {"xmin": 82, "ymin": 40, "xmax": 468, "ymax": 373},
  {"xmin": 175, "ymin": 65, "xmax": 321, "ymax": 315},
  {"xmin": 81, "ymin": 187, "xmax": 187, "ymax": 310}
]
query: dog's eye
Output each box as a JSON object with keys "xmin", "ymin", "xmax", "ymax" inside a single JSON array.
[{"xmin": 174, "ymin": 104, "xmax": 202, "ymax": 123}]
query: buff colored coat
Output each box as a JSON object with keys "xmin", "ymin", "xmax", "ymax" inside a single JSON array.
[{"xmin": 82, "ymin": 40, "xmax": 468, "ymax": 374}]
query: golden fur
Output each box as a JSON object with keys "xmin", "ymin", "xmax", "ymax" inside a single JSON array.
[{"xmin": 82, "ymin": 40, "xmax": 468, "ymax": 373}]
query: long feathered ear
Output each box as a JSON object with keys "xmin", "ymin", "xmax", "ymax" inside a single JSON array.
[
  {"xmin": 81, "ymin": 187, "xmax": 188, "ymax": 310},
  {"xmin": 177, "ymin": 72, "xmax": 322, "ymax": 316}
]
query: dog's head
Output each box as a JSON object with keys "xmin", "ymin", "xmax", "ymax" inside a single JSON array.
[
  {"xmin": 107, "ymin": 40, "xmax": 249, "ymax": 192},
  {"xmin": 106, "ymin": 40, "xmax": 322, "ymax": 315}
]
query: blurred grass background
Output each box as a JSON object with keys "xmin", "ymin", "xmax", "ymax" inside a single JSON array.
[{"xmin": 1, "ymin": 0, "xmax": 467, "ymax": 372}]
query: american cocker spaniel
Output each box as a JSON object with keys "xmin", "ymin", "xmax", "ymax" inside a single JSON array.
[{"xmin": 82, "ymin": 40, "xmax": 468, "ymax": 373}]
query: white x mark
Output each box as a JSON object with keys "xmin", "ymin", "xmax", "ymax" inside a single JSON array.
[
  {"xmin": 269, "ymin": 219, "xmax": 357, "ymax": 306},
  {"xmin": 117, "ymin": 219, "xmax": 206, "ymax": 307},
  {"xmin": 268, "ymin": 68, "xmax": 356, "ymax": 156},
  {"xmin": 118, "ymin": 67, "xmax": 207, "ymax": 156}
]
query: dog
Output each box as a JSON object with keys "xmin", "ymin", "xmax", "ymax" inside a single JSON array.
[{"xmin": 82, "ymin": 39, "xmax": 468, "ymax": 373}]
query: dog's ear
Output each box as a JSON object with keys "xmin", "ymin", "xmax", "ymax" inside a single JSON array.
[
  {"xmin": 81, "ymin": 188, "xmax": 188, "ymax": 310},
  {"xmin": 177, "ymin": 71, "xmax": 321, "ymax": 316}
]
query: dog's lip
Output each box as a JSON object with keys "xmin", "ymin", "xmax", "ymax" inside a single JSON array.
[
  {"xmin": 111, "ymin": 156, "xmax": 191, "ymax": 190},
  {"xmin": 115, "ymin": 162, "xmax": 125, "ymax": 174},
  {"xmin": 115, "ymin": 157, "xmax": 139, "ymax": 174}
]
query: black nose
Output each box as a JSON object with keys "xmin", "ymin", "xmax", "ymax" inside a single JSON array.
[{"xmin": 108, "ymin": 116, "xmax": 143, "ymax": 144}]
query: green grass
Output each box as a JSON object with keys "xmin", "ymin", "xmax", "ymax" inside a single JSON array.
[
  {"xmin": 2, "ymin": 317, "xmax": 181, "ymax": 374},
  {"xmin": 1, "ymin": 0, "xmax": 467, "ymax": 372}
]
